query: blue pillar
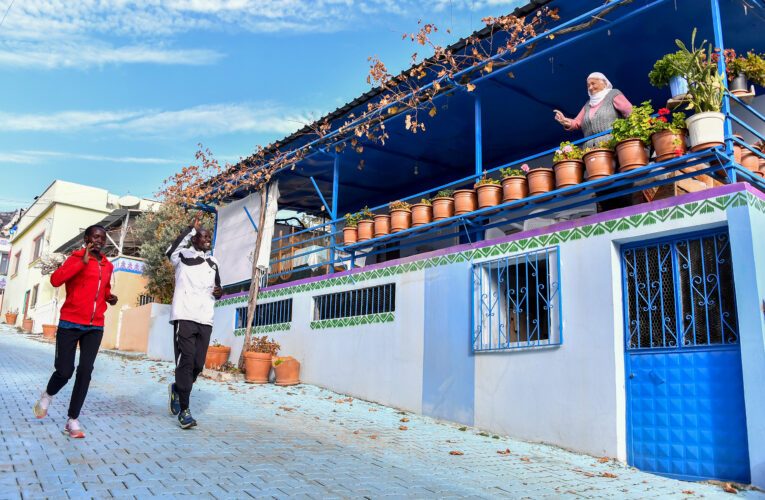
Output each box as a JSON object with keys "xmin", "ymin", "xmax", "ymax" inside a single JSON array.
[
  {"xmin": 710, "ymin": 0, "xmax": 737, "ymax": 182},
  {"xmin": 330, "ymin": 155, "xmax": 340, "ymax": 272},
  {"xmin": 474, "ymin": 94, "xmax": 483, "ymax": 181}
]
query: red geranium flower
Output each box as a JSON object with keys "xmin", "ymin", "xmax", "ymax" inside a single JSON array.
[
  {"xmin": 674, "ymin": 148, "xmax": 684, "ymax": 156},
  {"xmin": 658, "ymin": 108, "xmax": 670, "ymax": 116},
  {"xmin": 658, "ymin": 116, "xmax": 667, "ymax": 122}
]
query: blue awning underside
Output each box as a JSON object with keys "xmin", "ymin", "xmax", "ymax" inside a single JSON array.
[{"xmin": 226, "ymin": 0, "xmax": 765, "ymax": 216}]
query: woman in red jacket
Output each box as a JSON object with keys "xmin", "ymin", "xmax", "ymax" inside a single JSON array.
[{"xmin": 33, "ymin": 225, "xmax": 118, "ymax": 438}]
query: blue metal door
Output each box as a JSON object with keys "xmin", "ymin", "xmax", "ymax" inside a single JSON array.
[{"xmin": 622, "ymin": 229, "xmax": 750, "ymax": 483}]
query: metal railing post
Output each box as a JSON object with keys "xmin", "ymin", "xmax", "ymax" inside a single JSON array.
[
  {"xmin": 330, "ymin": 155, "xmax": 340, "ymax": 272},
  {"xmin": 711, "ymin": 0, "xmax": 737, "ymax": 183}
]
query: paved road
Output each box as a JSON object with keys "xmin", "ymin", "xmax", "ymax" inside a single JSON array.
[{"xmin": 0, "ymin": 325, "xmax": 761, "ymax": 499}]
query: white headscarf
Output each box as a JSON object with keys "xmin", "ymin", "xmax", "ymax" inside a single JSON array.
[{"xmin": 587, "ymin": 72, "xmax": 613, "ymax": 107}]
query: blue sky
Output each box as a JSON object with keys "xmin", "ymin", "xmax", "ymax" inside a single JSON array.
[{"xmin": 0, "ymin": 0, "xmax": 526, "ymax": 211}]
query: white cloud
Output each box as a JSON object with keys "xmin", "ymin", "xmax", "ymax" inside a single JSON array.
[{"xmin": 0, "ymin": 150, "xmax": 180, "ymax": 165}]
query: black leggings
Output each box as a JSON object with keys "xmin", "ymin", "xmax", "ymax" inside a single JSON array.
[
  {"xmin": 173, "ymin": 320, "xmax": 212, "ymax": 411},
  {"xmin": 46, "ymin": 326, "xmax": 103, "ymax": 419}
]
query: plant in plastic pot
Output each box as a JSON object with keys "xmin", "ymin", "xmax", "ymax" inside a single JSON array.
[
  {"xmin": 552, "ymin": 141, "xmax": 585, "ymax": 188},
  {"xmin": 648, "ymin": 50, "xmax": 689, "ymax": 99},
  {"xmin": 611, "ymin": 101, "xmax": 653, "ymax": 172},
  {"xmin": 650, "ymin": 108, "xmax": 687, "ymax": 162},
  {"xmin": 499, "ymin": 164, "xmax": 529, "ymax": 202},
  {"xmin": 243, "ymin": 336, "xmax": 280, "ymax": 384},
  {"xmin": 342, "ymin": 212, "xmax": 359, "ymax": 245},
  {"xmin": 712, "ymin": 48, "xmax": 765, "ymax": 95}
]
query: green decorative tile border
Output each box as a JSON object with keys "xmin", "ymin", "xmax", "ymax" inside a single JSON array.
[
  {"xmin": 216, "ymin": 190, "xmax": 757, "ymax": 307},
  {"xmin": 310, "ymin": 312, "xmax": 394, "ymax": 330},
  {"xmin": 233, "ymin": 322, "xmax": 291, "ymax": 336}
]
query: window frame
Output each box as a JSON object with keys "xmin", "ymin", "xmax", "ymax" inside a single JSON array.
[
  {"xmin": 30, "ymin": 284, "xmax": 39, "ymax": 308},
  {"xmin": 31, "ymin": 231, "xmax": 45, "ymax": 263},
  {"xmin": 12, "ymin": 251, "xmax": 21, "ymax": 276},
  {"xmin": 0, "ymin": 251, "xmax": 9, "ymax": 275}
]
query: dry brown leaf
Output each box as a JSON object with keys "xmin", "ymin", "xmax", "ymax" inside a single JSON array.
[
  {"xmin": 353, "ymin": 430, "xmax": 360, "ymax": 435},
  {"xmin": 567, "ymin": 491, "xmax": 576, "ymax": 495},
  {"xmin": 723, "ymin": 483, "xmax": 737, "ymax": 494},
  {"xmin": 583, "ymin": 472, "xmax": 594, "ymax": 477},
  {"xmin": 370, "ymin": 435, "xmax": 377, "ymax": 439},
  {"xmin": 369, "ymin": 408, "xmax": 376, "ymax": 412},
  {"xmin": 449, "ymin": 451, "xmax": 464, "ymax": 456},
  {"xmin": 466, "ymin": 83, "xmax": 476, "ymax": 92},
  {"xmin": 683, "ymin": 491, "xmax": 694, "ymax": 495},
  {"xmin": 520, "ymin": 457, "xmax": 530, "ymax": 462},
  {"xmin": 398, "ymin": 425, "xmax": 408, "ymax": 431},
  {"xmin": 598, "ymin": 457, "xmax": 610, "ymax": 463},
  {"xmin": 400, "ymin": 417, "xmax": 409, "ymax": 422},
  {"xmin": 601, "ymin": 473, "xmax": 617, "ymax": 478},
  {"xmin": 497, "ymin": 449, "xmax": 511, "ymax": 455}
]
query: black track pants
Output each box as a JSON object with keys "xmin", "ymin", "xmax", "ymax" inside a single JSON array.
[
  {"xmin": 46, "ymin": 326, "xmax": 104, "ymax": 419},
  {"xmin": 173, "ymin": 320, "xmax": 212, "ymax": 411}
]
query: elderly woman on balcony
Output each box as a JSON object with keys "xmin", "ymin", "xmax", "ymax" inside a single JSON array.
[{"xmin": 553, "ymin": 72, "xmax": 633, "ymax": 148}]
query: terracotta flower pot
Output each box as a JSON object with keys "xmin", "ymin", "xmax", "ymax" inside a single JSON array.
[
  {"xmin": 356, "ymin": 220, "xmax": 374, "ymax": 242},
  {"xmin": 373, "ymin": 214, "xmax": 391, "ymax": 237},
  {"xmin": 411, "ymin": 203, "xmax": 433, "ymax": 226},
  {"xmin": 615, "ymin": 138, "xmax": 649, "ymax": 172},
  {"xmin": 342, "ymin": 227, "xmax": 358, "ymax": 245},
  {"xmin": 453, "ymin": 189, "xmax": 477, "ymax": 215},
  {"xmin": 733, "ymin": 134, "xmax": 743, "ymax": 165},
  {"xmin": 553, "ymin": 160, "xmax": 584, "ymax": 188},
  {"xmin": 475, "ymin": 183, "xmax": 502, "ymax": 209},
  {"xmin": 651, "ymin": 129, "xmax": 687, "ymax": 162},
  {"xmin": 389, "ymin": 209, "xmax": 412, "ymax": 233},
  {"xmin": 741, "ymin": 148, "xmax": 760, "ymax": 173},
  {"xmin": 22, "ymin": 319, "xmax": 33, "ymax": 332},
  {"xmin": 501, "ymin": 176, "xmax": 528, "ymax": 202},
  {"xmin": 686, "ymin": 111, "xmax": 724, "ymax": 152},
  {"xmin": 205, "ymin": 345, "xmax": 231, "ymax": 370},
  {"xmin": 243, "ymin": 352, "xmax": 272, "ymax": 384},
  {"xmin": 273, "ymin": 356, "xmax": 300, "ymax": 386},
  {"xmin": 526, "ymin": 168, "xmax": 555, "ymax": 196},
  {"xmin": 431, "ymin": 197, "xmax": 454, "ymax": 221},
  {"xmin": 5, "ymin": 313, "xmax": 17, "ymax": 325},
  {"xmin": 582, "ymin": 149, "xmax": 616, "ymax": 181},
  {"xmin": 42, "ymin": 324, "xmax": 57, "ymax": 339},
  {"xmin": 759, "ymin": 145, "xmax": 765, "ymax": 177}
]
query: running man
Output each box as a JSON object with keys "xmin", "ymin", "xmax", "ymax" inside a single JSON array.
[
  {"xmin": 166, "ymin": 212, "xmax": 223, "ymax": 428},
  {"xmin": 33, "ymin": 225, "xmax": 118, "ymax": 438}
]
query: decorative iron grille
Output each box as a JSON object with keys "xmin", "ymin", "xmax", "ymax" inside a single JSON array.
[
  {"xmin": 622, "ymin": 229, "xmax": 738, "ymax": 349},
  {"xmin": 313, "ymin": 283, "xmax": 395, "ymax": 321},
  {"xmin": 472, "ymin": 247, "xmax": 561, "ymax": 351},
  {"xmin": 138, "ymin": 294, "xmax": 154, "ymax": 306},
  {"xmin": 235, "ymin": 298, "xmax": 293, "ymax": 329}
]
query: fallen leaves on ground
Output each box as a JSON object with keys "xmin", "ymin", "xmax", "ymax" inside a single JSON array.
[
  {"xmin": 601, "ymin": 473, "xmax": 617, "ymax": 478},
  {"xmin": 400, "ymin": 417, "xmax": 409, "ymax": 422},
  {"xmin": 370, "ymin": 435, "xmax": 377, "ymax": 439},
  {"xmin": 682, "ymin": 491, "xmax": 694, "ymax": 495},
  {"xmin": 497, "ymin": 449, "xmax": 511, "ymax": 455},
  {"xmin": 598, "ymin": 457, "xmax": 610, "ymax": 463},
  {"xmin": 369, "ymin": 408, "xmax": 376, "ymax": 412},
  {"xmin": 449, "ymin": 451, "xmax": 464, "ymax": 455},
  {"xmin": 353, "ymin": 430, "xmax": 360, "ymax": 434},
  {"xmin": 583, "ymin": 472, "xmax": 595, "ymax": 477},
  {"xmin": 723, "ymin": 483, "xmax": 738, "ymax": 494},
  {"xmin": 446, "ymin": 440, "xmax": 455, "ymax": 443},
  {"xmin": 567, "ymin": 490, "xmax": 576, "ymax": 494},
  {"xmin": 278, "ymin": 407, "xmax": 294, "ymax": 411},
  {"xmin": 398, "ymin": 425, "xmax": 408, "ymax": 431},
  {"xmin": 520, "ymin": 457, "xmax": 530, "ymax": 462}
]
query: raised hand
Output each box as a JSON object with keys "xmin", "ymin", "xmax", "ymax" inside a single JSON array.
[
  {"xmin": 82, "ymin": 242, "xmax": 94, "ymax": 264},
  {"xmin": 193, "ymin": 212, "xmax": 201, "ymax": 231},
  {"xmin": 553, "ymin": 109, "xmax": 569, "ymax": 127}
]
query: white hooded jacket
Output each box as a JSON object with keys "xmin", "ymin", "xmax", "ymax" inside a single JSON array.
[{"xmin": 166, "ymin": 226, "xmax": 220, "ymax": 326}]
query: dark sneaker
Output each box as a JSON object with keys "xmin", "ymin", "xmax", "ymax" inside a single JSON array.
[
  {"xmin": 178, "ymin": 409, "xmax": 197, "ymax": 429},
  {"xmin": 168, "ymin": 383, "xmax": 180, "ymax": 416}
]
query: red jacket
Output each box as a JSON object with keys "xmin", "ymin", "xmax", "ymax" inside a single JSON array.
[{"xmin": 50, "ymin": 249, "xmax": 114, "ymax": 327}]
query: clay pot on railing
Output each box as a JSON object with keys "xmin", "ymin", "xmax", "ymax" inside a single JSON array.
[
  {"xmin": 390, "ymin": 209, "xmax": 412, "ymax": 233},
  {"xmin": 205, "ymin": 346, "xmax": 231, "ymax": 370},
  {"xmin": 42, "ymin": 324, "xmax": 57, "ymax": 339},
  {"xmin": 552, "ymin": 159, "xmax": 584, "ymax": 189},
  {"xmin": 651, "ymin": 129, "xmax": 687, "ymax": 162},
  {"xmin": 273, "ymin": 356, "xmax": 300, "ymax": 386},
  {"xmin": 22, "ymin": 318, "xmax": 33, "ymax": 332},
  {"xmin": 733, "ymin": 134, "xmax": 743, "ymax": 165},
  {"xmin": 475, "ymin": 183, "xmax": 502, "ymax": 209},
  {"xmin": 356, "ymin": 220, "xmax": 374, "ymax": 242},
  {"xmin": 342, "ymin": 227, "xmax": 358, "ymax": 246},
  {"xmin": 526, "ymin": 168, "xmax": 555, "ymax": 196},
  {"xmin": 759, "ymin": 144, "xmax": 765, "ymax": 177},
  {"xmin": 373, "ymin": 214, "xmax": 391, "ymax": 237},
  {"xmin": 243, "ymin": 352, "xmax": 272, "ymax": 384},
  {"xmin": 741, "ymin": 146, "xmax": 761, "ymax": 174},
  {"xmin": 501, "ymin": 176, "xmax": 528, "ymax": 203},
  {"xmin": 615, "ymin": 138, "xmax": 649, "ymax": 172},
  {"xmin": 432, "ymin": 197, "xmax": 455, "ymax": 221},
  {"xmin": 411, "ymin": 203, "xmax": 433, "ymax": 227},
  {"xmin": 582, "ymin": 148, "xmax": 616, "ymax": 181},
  {"xmin": 453, "ymin": 189, "xmax": 477, "ymax": 215}
]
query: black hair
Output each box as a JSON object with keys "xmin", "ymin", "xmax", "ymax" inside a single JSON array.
[{"xmin": 84, "ymin": 225, "xmax": 106, "ymax": 238}]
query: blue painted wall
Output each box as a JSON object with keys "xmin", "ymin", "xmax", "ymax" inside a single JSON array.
[{"xmin": 422, "ymin": 262, "xmax": 475, "ymax": 426}]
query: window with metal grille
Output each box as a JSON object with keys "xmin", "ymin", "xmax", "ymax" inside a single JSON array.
[
  {"xmin": 313, "ymin": 283, "xmax": 395, "ymax": 321},
  {"xmin": 138, "ymin": 295, "xmax": 154, "ymax": 306},
  {"xmin": 622, "ymin": 229, "xmax": 738, "ymax": 349},
  {"xmin": 235, "ymin": 298, "xmax": 293, "ymax": 329},
  {"xmin": 472, "ymin": 247, "xmax": 561, "ymax": 352}
]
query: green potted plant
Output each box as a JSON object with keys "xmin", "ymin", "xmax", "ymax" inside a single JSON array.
[
  {"xmin": 474, "ymin": 176, "xmax": 502, "ymax": 209},
  {"xmin": 713, "ymin": 49, "xmax": 765, "ymax": 95},
  {"xmin": 411, "ymin": 198, "xmax": 433, "ymax": 227},
  {"xmin": 432, "ymin": 189, "xmax": 455, "ymax": 221},
  {"xmin": 356, "ymin": 206, "xmax": 375, "ymax": 242},
  {"xmin": 5, "ymin": 308, "xmax": 18, "ymax": 325},
  {"xmin": 499, "ymin": 164, "xmax": 529, "ymax": 202},
  {"xmin": 671, "ymin": 29, "xmax": 725, "ymax": 151},
  {"xmin": 611, "ymin": 101, "xmax": 654, "ymax": 172},
  {"xmin": 205, "ymin": 338, "xmax": 231, "ymax": 370},
  {"xmin": 582, "ymin": 141, "xmax": 616, "ymax": 181},
  {"xmin": 343, "ymin": 212, "xmax": 359, "ymax": 245},
  {"xmin": 648, "ymin": 50, "xmax": 689, "ymax": 99},
  {"xmin": 552, "ymin": 141, "xmax": 585, "ymax": 188},
  {"xmin": 650, "ymin": 108, "xmax": 687, "ymax": 162},
  {"xmin": 389, "ymin": 200, "xmax": 412, "ymax": 233},
  {"xmin": 243, "ymin": 335, "xmax": 280, "ymax": 384}
]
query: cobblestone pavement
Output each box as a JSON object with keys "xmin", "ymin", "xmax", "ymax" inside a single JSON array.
[{"xmin": 1, "ymin": 325, "xmax": 762, "ymax": 500}]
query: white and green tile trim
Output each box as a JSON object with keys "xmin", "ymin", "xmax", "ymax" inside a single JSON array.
[
  {"xmin": 233, "ymin": 322, "xmax": 291, "ymax": 336},
  {"xmin": 310, "ymin": 312, "xmax": 394, "ymax": 330}
]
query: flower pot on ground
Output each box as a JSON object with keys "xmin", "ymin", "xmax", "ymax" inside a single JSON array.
[
  {"xmin": 205, "ymin": 340, "xmax": 231, "ymax": 370},
  {"xmin": 5, "ymin": 313, "xmax": 17, "ymax": 325},
  {"xmin": 22, "ymin": 319, "xmax": 33, "ymax": 332},
  {"xmin": 411, "ymin": 199, "xmax": 433, "ymax": 227},
  {"xmin": 273, "ymin": 357, "xmax": 300, "ymax": 386},
  {"xmin": 475, "ymin": 177, "xmax": 502, "ymax": 209},
  {"xmin": 526, "ymin": 168, "xmax": 555, "ymax": 196},
  {"xmin": 342, "ymin": 212, "xmax": 359, "ymax": 245},
  {"xmin": 42, "ymin": 324, "xmax": 57, "ymax": 339},
  {"xmin": 686, "ymin": 112, "xmax": 724, "ymax": 152},
  {"xmin": 373, "ymin": 214, "xmax": 391, "ymax": 237},
  {"xmin": 389, "ymin": 201, "xmax": 412, "ymax": 232},
  {"xmin": 650, "ymin": 108, "xmax": 688, "ymax": 162},
  {"xmin": 499, "ymin": 165, "xmax": 529, "ymax": 202},
  {"xmin": 356, "ymin": 206, "xmax": 375, "ymax": 242},
  {"xmin": 582, "ymin": 146, "xmax": 616, "ymax": 180},
  {"xmin": 611, "ymin": 101, "xmax": 653, "ymax": 172},
  {"xmin": 243, "ymin": 336, "xmax": 280, "ymax": 384},
  {"xmin": 552, "ymin": 141, "xmax": 584, "ymax": 188},
  {"xmin": 453, "ymin": 189, "xmax": 477, "ymax": 215},
  {"xmin": 431, "ymin": 190, "xmax": 455, "ymax": 221}
]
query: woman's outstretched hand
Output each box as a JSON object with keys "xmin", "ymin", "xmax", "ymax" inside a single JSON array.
[{"xmin": 553, "ymin": 109, "xmax": 570, "ymax": 127}]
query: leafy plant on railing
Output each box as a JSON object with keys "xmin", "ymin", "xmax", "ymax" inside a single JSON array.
[
  {"xmin": 711, "ymin": 48, "xmax": 765, "ymax": 86},
  {"xmin": 500, "ymin": 163, "xmax": 530, "ymax": 178},
  {"xmin": 343, "ymin": 212, "xmax": 360, "ymax": 227},
  {"xmin": 358, "ymin": 206, "xmax": 375, "ymax": 221},
  {"xmin": 434, "ymin": 189, "xmax": 455, "ymax": 199},
  {"xmin": 475, "ymin": 176, "xmax": 500, "ymax": 185},
  {"xmin": 611, "ymin": 101, "xmax": 655, "ymax": 144},
  {"xmin": 389, "ymin": 200, "xmax": 411, "ymax": 211},
  {"xmin": 583, "ymin": 141, "xmax": 614, "ymax": 153},
  {"xmin": 650, "ymin": 108, "xmax": 686, "ymax": 135},
  {"xmin": 648, "ymin": 50, "xmax": 687, "ymax": 88},
  {"xmin": 670, "ymin": 29, "xmax": 724, "ymax": 113},
  {"xmin": 418, "ymin": 198, "xmax": 432, "ymax": 205},
  {"xmin": 553, "ymin": 141, "xmax": 583, "ymax": 162}
]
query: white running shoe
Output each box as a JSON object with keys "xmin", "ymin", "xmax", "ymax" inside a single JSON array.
[
  {"xmin": 33, "ymin": 391, "xmax": 52, "ymax": 418},
  {"xmin": 65, "ymin": 419, "xmax": 85, "ymax": 438}
]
